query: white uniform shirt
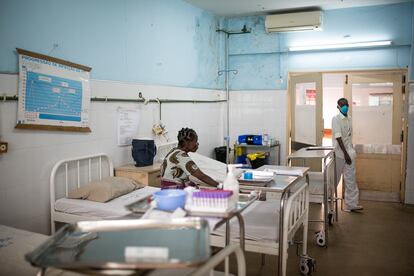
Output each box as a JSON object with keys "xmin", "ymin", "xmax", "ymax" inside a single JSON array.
[{"xmin": 332, "ymin": 113, "xmax": 354, "ymax": 159}]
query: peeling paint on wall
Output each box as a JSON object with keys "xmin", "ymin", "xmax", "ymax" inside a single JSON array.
[
  {"xmin": 190, "ymin": 12, "xmax": 224, "ymax": 89},
  {"xmin": 0, "ymin": 0, "xmax": 223, "ymax": 90},
  {"xmin": 226, "ymin": 3, "xmax": 412, "ymax": 90}
]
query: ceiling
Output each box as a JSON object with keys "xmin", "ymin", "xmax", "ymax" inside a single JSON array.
[{"xmin": 184, "ymin": 0, "xmax": 412, "ymax": 17}]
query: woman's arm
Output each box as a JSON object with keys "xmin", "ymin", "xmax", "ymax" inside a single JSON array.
[{"xmin": 192, "ymin": 170, "xmax": 219, "ymax": 188}]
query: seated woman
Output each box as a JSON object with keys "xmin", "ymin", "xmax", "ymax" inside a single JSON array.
[{"xmin": 160, "ymin": 128, "xmax": 219, "ymax": 189}]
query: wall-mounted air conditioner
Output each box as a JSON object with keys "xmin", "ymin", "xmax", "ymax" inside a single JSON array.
[{"xmin": 265, "ymin": 11, "xmax": 322, "ymax": 33}]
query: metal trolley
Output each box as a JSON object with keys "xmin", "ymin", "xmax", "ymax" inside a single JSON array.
[
  {"xmin": 287, "ymin": 147, "xmax": 338, "ymax": 247},
  {"xmin": 26, "ymin": 218, "xmax": 246, "ymax": 276}
]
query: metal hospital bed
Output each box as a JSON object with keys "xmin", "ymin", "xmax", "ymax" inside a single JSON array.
[
  {"xmin": 287, "ymin": 147, "xmax": 338, "ymax": 247},
  {"xmin": 49, "ymin": 153, "xmax": 251, "ymax": 276},
  {"xmin": 49, "ymin": 154, "xmax": 313, "ymax": 275},
  {"xmin": 210, "ymin": 166, "xmax": 314, "ymax": 276}
]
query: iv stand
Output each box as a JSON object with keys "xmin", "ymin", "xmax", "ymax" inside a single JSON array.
[{"xmin": 217, "ymin": 25, "xmax": 251, "ymax": 164}]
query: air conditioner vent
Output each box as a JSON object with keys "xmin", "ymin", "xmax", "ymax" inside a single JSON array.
[{"xmin": 265, "ymin": 11, "xmax": 323, "ymax": 33}]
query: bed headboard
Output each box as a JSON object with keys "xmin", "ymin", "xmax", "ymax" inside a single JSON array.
[
  {"xmin": 50, "ymin": 153, "xmax": 113, "ymax": 200},
  {"xmin": 50, "ymin": 153, "xmax": 114, "ymax": 231}
]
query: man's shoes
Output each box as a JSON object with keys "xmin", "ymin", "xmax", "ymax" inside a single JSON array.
[{"xmin": 343, "ymin": 205, "xmax": 363, "ymax": 212}]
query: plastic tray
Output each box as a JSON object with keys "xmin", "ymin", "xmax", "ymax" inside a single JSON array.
[
  {"xmin": 25, "ymin": 218, "xmax": 211, "ymax": 272},
  {"xmin": 186, "ymin": 193, "xmax": 256, "ymax": 218}
]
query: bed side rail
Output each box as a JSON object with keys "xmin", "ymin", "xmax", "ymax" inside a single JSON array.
[
  {"xmin": 284, "ymin": 180, "xmax": 309, "ymax": 240},
  {"xmin": 279, "ymin": 180, "xmax": 309, "ymax": 276}
]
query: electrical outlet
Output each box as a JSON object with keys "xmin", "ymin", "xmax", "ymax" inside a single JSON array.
[{"xmin": 0, "ymin": 142, "xmax": 8, "ymax": 154}]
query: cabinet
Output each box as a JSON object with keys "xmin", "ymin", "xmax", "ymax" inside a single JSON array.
[
  {"xmin": 234, "ymin": 143, "xmax": 280, "ymax": 165},
  {"xmin": 115, "ymin": 163, "xmax": 162, "ymax": 187}
]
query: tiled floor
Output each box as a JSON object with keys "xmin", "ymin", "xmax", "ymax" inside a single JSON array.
[{"xmin": 222, "ymin": 200, "xmax": 414, "ymax": 275}]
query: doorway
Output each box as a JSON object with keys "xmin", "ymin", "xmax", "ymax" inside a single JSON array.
[{"xmin": 288, "ymin": 70, "xmax": 407, "ymax": 202}]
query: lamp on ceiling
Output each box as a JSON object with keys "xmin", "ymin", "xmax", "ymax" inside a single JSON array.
[{"xmin": 288, "ymin": 40, "xmax": 392, "ymax": 52}]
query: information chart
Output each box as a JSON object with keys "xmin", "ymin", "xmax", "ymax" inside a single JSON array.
[{"xmin": 16, "ymin": 49, "xmax": 91, "ymax": 131}]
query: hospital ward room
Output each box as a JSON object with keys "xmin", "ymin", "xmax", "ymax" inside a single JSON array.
[{"xmin": 1, "ymin": 0, "xmax": 414, "ymax": 275}]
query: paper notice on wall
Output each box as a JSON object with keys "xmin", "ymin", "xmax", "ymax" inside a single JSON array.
[{"xmin": 117, "ymin": 108, "xmax": 139, "ymax": 146}]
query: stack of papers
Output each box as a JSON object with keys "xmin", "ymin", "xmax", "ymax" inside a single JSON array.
[
  {"xmin": 264, "ymin": 168, "xmax": 303, "ymax": 177},
  {"xmin": 239, "ymin": 170, "xmax": 274, "ymax": 183},
  {"xmin": 252, "ymin": 171, "xmax": 274, "ymax": 178}
]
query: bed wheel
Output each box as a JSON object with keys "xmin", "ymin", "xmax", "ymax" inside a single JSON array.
[
  {"xmin": 299, "ymin": 255, "xmax": 315, "ymax": 275},
  {"xmin": 315, "ymin": 230, "xmax": 326, "ymax": 247},
  {"xmin": 328, "ymin": 213, "xmax": 334, "ymax": 225}
]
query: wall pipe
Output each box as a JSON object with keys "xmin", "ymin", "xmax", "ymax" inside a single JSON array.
[{"xmin": 0, "ymin": 95, "xmax": 226, "ymax": 104}]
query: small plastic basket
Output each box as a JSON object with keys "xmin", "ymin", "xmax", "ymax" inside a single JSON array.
[
  {"xmin": 247, "ymin": 152, "xmax": 269, "ymax": 169},
  {"xmin": 153, "ymin": 189, "xmax": 187, "ymax": 211}
]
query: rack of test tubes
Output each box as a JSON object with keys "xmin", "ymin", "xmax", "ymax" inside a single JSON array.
[{"xmin": 185, "ymin": 189, "xmax": 236, "ymax": 214}]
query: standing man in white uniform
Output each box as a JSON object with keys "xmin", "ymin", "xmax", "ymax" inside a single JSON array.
[{"xmin": 332, "ymin": 98, "xmax": 363, "ymax": 212}]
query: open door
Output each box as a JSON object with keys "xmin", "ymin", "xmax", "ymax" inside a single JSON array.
[
  {"xmin": 288, "ymin": 73, "xmax": 323, "ymax": 154},
  {"xmin": 344, "ymin": 71, "xmax": 405, "ymax": 202}
]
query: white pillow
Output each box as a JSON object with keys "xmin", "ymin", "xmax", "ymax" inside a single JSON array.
[{"xmin": 68, "ymin": 177, "xmax": 142, "ymax": 203}]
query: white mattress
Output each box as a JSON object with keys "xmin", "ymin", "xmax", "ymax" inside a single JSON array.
[
  {"xmin": 212, "ymin": 200, "xmax": 281, "ymax": 242},
  {"xmin": 188, "ymin": 152, "xmax": 227, "ymax": 183},
  {"xmin": 55, "ymin": 186, "xmax": 159, "ymax": 219}
]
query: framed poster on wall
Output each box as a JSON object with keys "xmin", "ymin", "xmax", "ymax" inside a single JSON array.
[{"xmin": 15, "ymin": 48, "xmax": 92, "ymax": 132}]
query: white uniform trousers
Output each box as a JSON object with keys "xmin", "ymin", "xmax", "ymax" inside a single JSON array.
[{"xmin": 336, "ymin": 157, "xmax": 360, "ymax": 208}]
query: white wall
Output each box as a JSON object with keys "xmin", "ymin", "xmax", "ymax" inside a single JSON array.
[
  {"xmin": 229, "ymin": 90, "xmax": 287, "ymax": 165},
  {"xmin": 0, "ymin": 73, "xmax": 225, "ymax": 234}
]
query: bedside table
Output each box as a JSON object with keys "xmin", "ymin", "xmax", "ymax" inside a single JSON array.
[{"xmin": 115, "ymin": 163, "xmax": 162, "ymax": 187}]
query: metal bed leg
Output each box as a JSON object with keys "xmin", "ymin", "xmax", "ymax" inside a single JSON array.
[
  {"xmin": 225, "ymin": 221, "xmax": 230, "ymax": 276},
  {"xmin": 190, "ymin": 244, "xmax": 246, "ymax": 276},
  {"xmin": 261, "ymin": 253, "xmax": 266, "ymax": 266},
  {"xmin": 278, "ymin": 190, "xmax": 288, "ymax": 276},
  {"xmin": 341, "ymin": 178, "xmax": 345, "ymax": 210},
  {"xmin": 299, "ymin": 212, "xmax": 315, "ymax": 275},
  {"xmin": 36, "ymin": 268, "xmax": 46, "ymax": 276},
  {"xmin": 333, "ymin": 152, "xmax": 339, "ymax": 222},
  {"xmin": 323, "ymin": 157, "xmax": 329, "ymax": 247},
  {"xmin": 235, "ymin": 213, "xmax": 245, "ymax": 252},
  {"xmin": 302, "ymin": 211, "xmax": 309, "ymax": 257},
  {"xmin": 299, "ymin": 178, "xmax": 315, "ymax": 275},
  {"xmin": 334, "ymin": 187, "xmax": 339, "ymax": 221}
]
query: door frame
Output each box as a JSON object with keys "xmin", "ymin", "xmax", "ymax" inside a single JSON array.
[
  {"xmin": 288, "ymin": 72, "xmax": 323, "ymax": 151},
  {"xmin": 287, "ymin": 68, "xmax": 408, "ymax": 201}
]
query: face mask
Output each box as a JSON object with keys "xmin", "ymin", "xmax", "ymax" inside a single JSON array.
[{"xmin": 339, "ymin": 105, "xmax": 348, "ymax": 115}]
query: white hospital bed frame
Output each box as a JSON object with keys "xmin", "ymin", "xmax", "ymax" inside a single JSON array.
[
  {"xmin": 287, "ymin": 148, "xmax": 338, "ymax": 247},
  {"xmin": 50, "ymin": 153, "xmax": 114, "ymax": 234},
  {"xmin": 210, "ymin": 177, "xmax": 311, "ymax": 276}
]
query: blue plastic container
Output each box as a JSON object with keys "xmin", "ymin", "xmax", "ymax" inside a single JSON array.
[
  {"xmin": 236, "ymin": 154, "xmax": 247, "ymax": 164},
  {"xmin": 238, "ymin": 134, "xmax": 263, "ymax": 145},
  {"xmin": 153, "ymin": 189, "xmax": 187, "ymax": 211},
  {"xmin": 253, "ymin": 135, "xmax": 263, "ymax": 145},
  {"xmin": 243, "ymin": 172, "xmax": 253, "ymax": 180},
  {"xmin": 238, "ymin": 135, "xmax": 248, "ymax": 144}
]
